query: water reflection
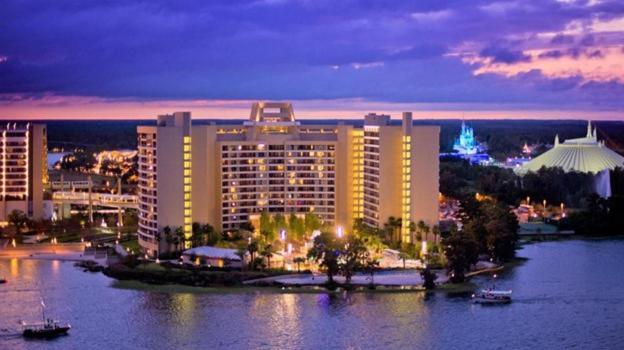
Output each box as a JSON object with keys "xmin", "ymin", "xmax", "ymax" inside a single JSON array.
[
  {"xmin": 1, "ymin": 240, "xmax": 624, "ymax": 350},
  {"xmin": 9, "ymin": 257, "xmax": 19, "ymax": 277}
]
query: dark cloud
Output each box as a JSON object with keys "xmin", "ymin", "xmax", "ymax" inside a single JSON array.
[
  {"xmin": 550, "ymin": 33, "xmax": 575, "ymax": 45},
  {"xmin": 538, "ymin": 50, "xmax": 566, "ymax": 59},
  {"xmin": 480, "ymin": 45, "xmax": 531, "ymax": 64},
  {"xmin": 580, "ymin": 34, "xmax": 595, "ymax": 46},
  {"xmin": 0, "ymin": 0, "xmax": 623, "ymax": 109},
  {"xmin": 537, "ymin": 47, "xmax": 605, "ymax": 60}
]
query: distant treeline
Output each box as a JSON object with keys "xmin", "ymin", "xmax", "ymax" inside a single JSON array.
[{"xmin": 2, "ymin": 119, "xmax": 623, "ymax": 158}]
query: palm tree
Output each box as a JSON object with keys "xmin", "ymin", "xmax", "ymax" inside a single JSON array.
[
  {"xmin": 163, "ymin": 226, "xmax": 173, "ymax": 253},
  {"xmin": 416, "ymin": 220, "xmax": 429, "ymax": 242},
  {"xmin": 191, "ymin": 222, "xmax": 203, "ymax": 247},
  {"xmin": 398, "ymin": 252, "xmax": 410, "ymax": 269},
  {"xmin": 365, "ymin": 259, "xmax": 380, "ymax": 286},
  {"xmin": 175, "ymin": 226, "xmax": 185, "ymax": 252},
  {"xmin": 432, "ymin": 225, "xmax": 441, "ymax": 245},
  {"xmin": 155, "ymin": 232, "xmax": 162, "ymax": 257},
  {"xmin": 247, "ymin": 240, "xmax": 259, "ymax": 269},
  {"xmin": 235, "ymin": 247, "xmax": 247, "ymax": 270},
  {"xmin": 261, "ymin": 244, "xmax": 274, "ymax": 269},
  {"xmin": 293, "ymin": 256, "xmax": 306, "ymax": 273},
  {"xmin": 384, "ymin": 216, "xmax": 402, "ymax": 242}
]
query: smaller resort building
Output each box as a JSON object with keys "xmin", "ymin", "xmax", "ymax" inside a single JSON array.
[{"xmin": 182, "ymin": 246, "xmax": 244, "ymax": 268}]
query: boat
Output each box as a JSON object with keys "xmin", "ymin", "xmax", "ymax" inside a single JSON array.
[
  {"xmin": 472, "ymin": 288, "xmax": 512, "ymax": 304},
  {"xmin": 0, "ymin": 278, "xmax": 6, "ymax": 284},
  {"xmin": 21, "ymin": 298, "xmax": 71, "ymax": 339},
  {"xmin": 21, "ymin": 319, "xmax": 71, "ymax": 339}
]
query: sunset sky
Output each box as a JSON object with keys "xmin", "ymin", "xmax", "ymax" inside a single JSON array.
[{"xmin": 1, "ymin": 0, "xmax": 624, "ymax": 120}]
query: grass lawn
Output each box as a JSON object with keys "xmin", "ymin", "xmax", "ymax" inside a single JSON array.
[{"xmin": 121, "ymin": 238, "xmax": 140, "ymax": 252}]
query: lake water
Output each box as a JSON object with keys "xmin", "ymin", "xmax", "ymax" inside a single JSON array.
[{"xmin": 1, "ymin": 239, "xmax": 624, "ymax": 350}]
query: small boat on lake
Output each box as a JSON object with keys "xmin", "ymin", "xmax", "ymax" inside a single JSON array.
[
  {"xmin": 21, "ymin": 299, "xmax": 71, "ymax": 339},
  {"xmin": 21, "ymin": 319, "xmax": 71, "ymax": 339},
  {"xmin": 472, "ymin": 289, "xmax": 512, "ymax": 304}
]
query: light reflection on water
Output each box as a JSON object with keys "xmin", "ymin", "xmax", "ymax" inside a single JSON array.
[{"xmin": 1, "ymin": 240, "xmax": 624, "ymax": 350}]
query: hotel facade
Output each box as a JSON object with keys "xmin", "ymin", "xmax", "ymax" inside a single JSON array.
[
  {"xmin": 0, "ymin": 123, "xmax": 48, "ymax": 222},
  {"xmin": 137, "ymin": 103, "xmax": 439, "ymax": 256}
]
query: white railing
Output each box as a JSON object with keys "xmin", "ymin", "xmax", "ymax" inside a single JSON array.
[{"xmin": 52, "ymin": 191, "xmax": 138, "ymax": 207}]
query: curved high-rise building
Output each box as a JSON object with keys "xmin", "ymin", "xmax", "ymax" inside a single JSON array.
[{"xmin": 137, "ymin": 102, "xmax": 440, "ymax": 257}]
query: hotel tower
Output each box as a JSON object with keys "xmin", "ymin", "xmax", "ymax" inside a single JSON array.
[
  {"xmin": 0, "ymin": 123, "xmax": 48, "ymax": 222},
  {"xmin": 137, "ymin": 103, "xmax": 439, "ymax": 257}
]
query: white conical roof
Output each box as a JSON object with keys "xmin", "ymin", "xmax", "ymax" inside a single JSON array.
[{"xmin": 520, "ymin": 122, "xmax": 624, "ymax": 174}]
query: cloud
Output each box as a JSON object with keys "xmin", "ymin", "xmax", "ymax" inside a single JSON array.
[
  {"xmin": 480, "ymin": 45, "xmax": 532, "ymax": 64},
  {"xmin": 550, "ymin": 33, "xmax": 575, "ymax": 44},
  {"xmin": 0, "ymin": 0, "xmax": 623, "ymax": 113}
]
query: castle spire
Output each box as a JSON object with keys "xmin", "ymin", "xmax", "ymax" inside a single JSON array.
[
  {"xmin": 554, "ymin": 134, "xmax": 559, "ymax": 147},
  {"xmin": 586, "ymin": 120, "xmax": 592, "ymax": 138}
]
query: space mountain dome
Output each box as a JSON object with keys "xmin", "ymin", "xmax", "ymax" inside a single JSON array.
[{"xmin": 518, "ymin": 121, "xmax": 624, "ymax": 197}]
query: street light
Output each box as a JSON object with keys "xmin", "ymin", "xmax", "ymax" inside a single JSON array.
[{"xmin": 336, "ymin": 226, "xmax": 343, "ymax": 238}]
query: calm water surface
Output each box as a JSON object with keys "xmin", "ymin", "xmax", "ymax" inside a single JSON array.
[{"xmin": 1, "ymin": 240, "xmax": 624, "ymax": 350}]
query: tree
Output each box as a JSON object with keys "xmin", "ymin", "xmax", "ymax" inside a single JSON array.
[
  {"xmin": 247, "ymin": 240, "xmax": 259, "ymax": 269},
  {"xmin": 365, "ymin": 259, "xmax": 380, "ymax": 287},
  {"xmin": 420, "ymin": 266, "xmax": 436, "ymax": 290},
  {"xmin": 288, "ymin": 213, "xmax": 306, "ymax": 243},
  {"xmin": 155, "ymin": 232, "xmax": 162, "ymax": 257},
  {"xmin": 191, "ymin": 222, "xmax": 204, "ymax": 247},
  {"xmin": 259, "ymin": 211, "xmax": 276, "ymax": 243},
  {"xmin": 443, "ymin": 228, "xmax": 479, "ymax": 283},
  {"xmin": 239, "ymin": 221, "xmax": 255, "ymax": 233},
  {"xmin": 304, "ymin": 212, "xmax": 322, "ymax": 234},
  {"xmin": 8, "ymin": 210, "xmax": 28, "ymax": 233},
  {"xmin": 261, "ymin": 244, "xmax": 275, "ymax": 269},
  {"xmin": 175, "ymin": 226, "xmax": 185, "ymax": 252},
  {"xmin": 431, "ymin": 225, "xmax": 441, "ymax": 244},
  {"xmin": 273, "ymin": 214, "xmax": 286, "ymax": 235},
  {"xmin": 383, "ymin": 216, "xmax": 402, "ymax": 242},
  {"xmin": 163, "ymin": 226, "xmax": 173, "ymax": 252},
  {"xmin": 398, "ymin": 252, "xmax": 410, "ymax": 269},
  {"xmin": 307, "ymin": 231, "xmax": 341, "ymax": 285},
  {"xmin": 202, "ymin": 223, "xmax": 220, "ymax": 245},
  {"xmin": 340, "ymin": 236, "xmax": 369, "ymax": 284},
  {"xmin": 235, "ymin": 247, "xmax": 247, "ymax": 270},
  {"xmin": 293, "ymin": 256, "xmax": 306, "ymax": 273},
  {"xmin": 416, "ymin": 220, "xmax": 430, "ymax": 243}
]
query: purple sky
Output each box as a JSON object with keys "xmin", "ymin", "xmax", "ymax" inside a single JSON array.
[{"xmin": 1, "ymin": 0, "xmax": 624, "ymax": 120}]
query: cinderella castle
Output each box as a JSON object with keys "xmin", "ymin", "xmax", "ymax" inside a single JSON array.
[
  {"xmin": 447, "ymin": 121, "xmax": 491, "ymax": 164},
  {"xmin": 453, "ymin": 121, "xmax": 486, "ymax": 155}
]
